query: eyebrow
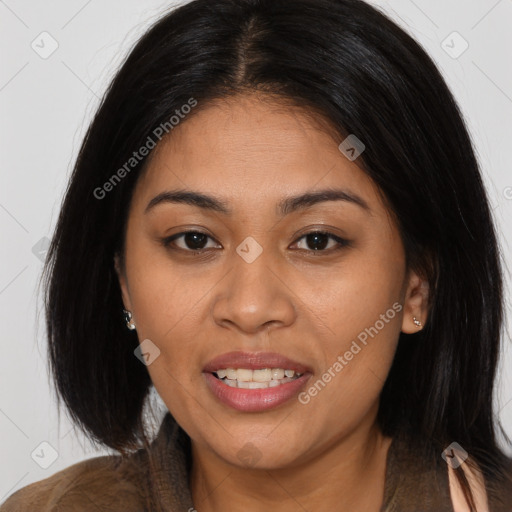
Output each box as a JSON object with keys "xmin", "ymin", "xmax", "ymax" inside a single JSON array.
[{"xmin": 144, "ymin": 187, "xmax": 371, "ymax": 216}]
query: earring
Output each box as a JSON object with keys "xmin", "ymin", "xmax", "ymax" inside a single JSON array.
[
  {"xmin": 123, "ymin": 309, "xmax": 136, "ymax": 330},
  {"xmin": 413, "ymin": 316, "xmax": 422, "ymax": 328}
]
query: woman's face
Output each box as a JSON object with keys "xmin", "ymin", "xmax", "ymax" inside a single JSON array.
[{"xmin": 116, "ymin": 93, "xmax": 427, "ymax": 469}]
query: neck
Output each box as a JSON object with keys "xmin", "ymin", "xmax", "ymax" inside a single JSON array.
[{"xmin": 189, "ymin": 417, "xmax": 393, "ymax": 512}]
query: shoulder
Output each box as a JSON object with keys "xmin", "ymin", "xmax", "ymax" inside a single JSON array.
[
  {"xmin": 0, "ymin": 453, "xmax": 147, "ymax": 512},
  {"xmin": 448, "ymin": 452, "xmax": 512, "ymax": 512}
]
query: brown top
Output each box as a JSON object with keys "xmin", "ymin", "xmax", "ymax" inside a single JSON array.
[{"xmin": 1, "ymin": 412, "xmax": 511, "ymax": 511}]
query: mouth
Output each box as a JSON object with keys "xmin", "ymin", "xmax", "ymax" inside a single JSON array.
[
  {"xmin": 211, "ymin": 367, "xmax": 304, "ymax": 389},
  {"xmin": 202, "ymin": 351, "xmax": 313, "ymax": 412}
]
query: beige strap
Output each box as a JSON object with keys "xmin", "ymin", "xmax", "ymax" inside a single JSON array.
[{"xmin": 448, "ymin": 459, "xmax": 489, "ymax": 512}]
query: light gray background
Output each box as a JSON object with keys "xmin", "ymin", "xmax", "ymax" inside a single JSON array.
[{"xmin": 1, "ymin": 0, "xmax": 511, "ymax": 501}]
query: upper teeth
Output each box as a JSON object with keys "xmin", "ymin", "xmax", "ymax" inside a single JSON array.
[{"xmin": 215, "ymin": 368, "xmax": 301, "ymax": 382}]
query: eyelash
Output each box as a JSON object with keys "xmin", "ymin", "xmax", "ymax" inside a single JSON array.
[{"xmin": 161, "ymin": 230, "xmax": 351, "ymax": 255}]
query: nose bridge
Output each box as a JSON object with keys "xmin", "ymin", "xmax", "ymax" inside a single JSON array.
[
  {"xmin": 234, "ymin": 236, "xmax": 274, "ymax": 296},
  {"xmin": 212, "ymin": 236, "xmax": 296, "ymax": 332}
]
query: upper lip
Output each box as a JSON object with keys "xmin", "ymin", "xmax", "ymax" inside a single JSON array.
[{"xmin": 203, "ymin": 351, "xmax": 312, "ymax": 374}]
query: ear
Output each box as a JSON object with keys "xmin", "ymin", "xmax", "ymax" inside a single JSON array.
[
  {"xmin": 400, "ymin": 268, "xmax": 430, "ymax": 333},
  {"xmin": 114, "ymin": 252, "xmax": 132, "ymax": 312}
]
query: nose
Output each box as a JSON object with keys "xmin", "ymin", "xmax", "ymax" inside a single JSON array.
[{"xmin": 211, "ymin": 246, "xmax": 297, "ymax": 335}]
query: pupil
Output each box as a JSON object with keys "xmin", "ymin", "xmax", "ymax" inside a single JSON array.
[
  {"xmin": 307, "ymin": 233, "xmax": 328, "ymax": 250},
  {"xmin": 186, "ymin": 232, "xmax": 207, "ymax": 250}
]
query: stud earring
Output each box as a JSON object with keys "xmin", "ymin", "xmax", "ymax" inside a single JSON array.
[
  {"xmin": 413, "ymin": 316, "xmax": 422, "ymax": 328},
  {"xmin": 123, "ymin": 309, "xmax": 136, "ymax": 330}
]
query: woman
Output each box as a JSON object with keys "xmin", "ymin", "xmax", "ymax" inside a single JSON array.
[{"xmin": 1, "ymin": 0, "xmax": 511, "ymax": 510}]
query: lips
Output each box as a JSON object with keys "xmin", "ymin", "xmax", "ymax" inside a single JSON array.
[
  {"xmin": 203, "ymin": 371, "xmax": 312, "ymax": 412},
  {"xmin": 203, "ymin": 351, "xmax": 312, "ymax": 374}
]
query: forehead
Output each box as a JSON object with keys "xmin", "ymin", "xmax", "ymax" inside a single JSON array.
[{"xmin": 133, "ymin": 93, "xmax": 383, "ymax": 215}]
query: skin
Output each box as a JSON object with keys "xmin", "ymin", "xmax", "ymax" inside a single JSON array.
[{"xmin": 115, "ymin": 92, "xmax": 430, "ymax": 511}]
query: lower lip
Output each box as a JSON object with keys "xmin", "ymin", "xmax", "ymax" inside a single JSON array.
[{"xmin": 203, "ymin": 372, "xmax": 312, "ymax": 412}]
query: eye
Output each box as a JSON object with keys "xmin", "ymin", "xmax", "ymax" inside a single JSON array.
[
  {"xmin": 161, "ymin": 231, "xmax": 220, "ymax": 253},
  {"xmin": 292, "ymin": 230, "xmax": 350, "ymax": 253},
  {"xmin": 161, "ymin": 229, "xmax": 350, "ymax": 255}
]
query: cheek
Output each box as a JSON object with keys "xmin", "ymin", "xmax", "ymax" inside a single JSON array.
[
  {"xmin": 299, "ymin": 314, "xmax": 401, "ymax": 440},
  {"xmin": 125, "ymin": 239, "xmax": 201, "ymax": 338},
  {"xmin": 310, "ymin": 238, "xmax": 404, "ymax": 341},
  {"xmin": 300, "ymin": 243, "xmax": 404, "ymax": 414}
]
